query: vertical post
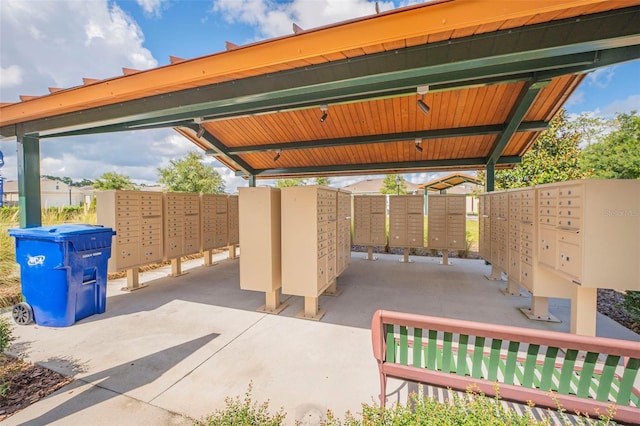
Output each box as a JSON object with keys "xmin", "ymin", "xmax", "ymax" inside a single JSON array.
[
  {"xmin": 485, "ymin": 160, "xmax": 495, "ymax": 193},
  {"xmin": 16, "ymin": 126, "xmax": 42, "ymax": 228},
  {"xmin": 248, "ymin": 175, "xmax": 256, "ymax": 187}
]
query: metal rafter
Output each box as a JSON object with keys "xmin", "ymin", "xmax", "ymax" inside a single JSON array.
[
  {"xmin": 212, "ymin": 122, "xmax": 548, "ymax": 156},
  {"xmin": 487, "ymin": 80, "xmax": 550, "ymax": 166},
  {"xmin": 236, "ymin": 156, "xmax": 522, "ymax": 178}
]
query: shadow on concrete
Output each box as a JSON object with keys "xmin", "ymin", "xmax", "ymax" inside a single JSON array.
[{"xmin": 18, "ymin": 332, "xmax": 218, "ymax": 426}]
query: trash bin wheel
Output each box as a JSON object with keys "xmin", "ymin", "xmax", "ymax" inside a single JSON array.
[{"xmin": 12, "ymin": 302, "xmax": 34, "ymax": 325}]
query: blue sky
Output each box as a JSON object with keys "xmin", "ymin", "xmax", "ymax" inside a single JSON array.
[{"xmin": 1, "ymin": 0, "xmax": 638, "ymax": 192}]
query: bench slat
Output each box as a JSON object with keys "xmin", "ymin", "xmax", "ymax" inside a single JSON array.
[
  {"xmin": 577, "ymin": 352, "xmax": 599, "ymax": 398},
  {"xmin": 488, "ymin": 338, "xmax": 503, "ymax": 382},
  {"xmin": 472, "ymin": 336, "xmax": 485, "ymax": 379},
  {"xmin": 456, "ymin": 334, "xmax": 469, "ymax": 377},
  {"xmin": 618, "ymin": 358, "xmax": 640, "ymax": 406},
  {"xmin": 413, "ymin": 328, "xmax": 423, "ymax": 368},
  {"xmin": 427, "ymin": 330, "xmax": 437, "ymax": 370},
  {"xmin": 504, "ymin": 341, "xmax": 520, "ymax": 386},
  {"xmin": 400, "ymin": 326, "xmax": 408, "ymax": 365},
  {"xmin": 522, "ymin": 344, "xmax": 540, "ymax": 388},
  {"xmin": 385, "ymin": 324, "xmax": 395, "ymax": 363},
  {"xmin": 540, "ymin": 346, "xmax": 559, "ymax": 391},
  {"xmin": 443, "ymin": 332, "xmax": 454, "ymax": 373},
  {"xmin": 559, "ymin": 349, "xmax": 579, "ymax": 394}
]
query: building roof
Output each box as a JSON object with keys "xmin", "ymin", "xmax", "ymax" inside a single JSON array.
[
  {"xmin": 1, "ymin": 0, "xmax": 639, "ymax": 181},
  {"xmin": 341, "ymin": 178, "xmax": 420, "ymax": 194},
  {"xmin": 418, "ymin": 173, "xmax": 483, "ymax": 192}
]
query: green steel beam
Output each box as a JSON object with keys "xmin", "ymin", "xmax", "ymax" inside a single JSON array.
[
  {"xmin": 16, "ymin": 125, "xmax": 42, "ymax": 228},
  {"xmin": 235, "ymin": 156, "xmax": 521, "ymax": 178},
  {"xmin": 486, "ymin": 160, "xmax": 495, "ymax": 192},
  {"xmin": 182, "ymin": 124, "xmax": 255, "ymax": 175},
  {"xmin": 215, "ymin": 122, "xmax": 547, "ymax": 155},
  {"xmin": 487, "ymin": 80, "xmax": 550, "ymax": 165},
  {"xmin": 3, "ymin": 7, "xmax": 639, "ymax": 139},
  {"xmin": 39, "ymin": 119, "xmax": 195, "ymax": 139}
]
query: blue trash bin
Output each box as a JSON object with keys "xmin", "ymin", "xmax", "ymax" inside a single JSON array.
[{"xmin": 8, "ymin": 224, "xmax": 116, "ymax": 327}]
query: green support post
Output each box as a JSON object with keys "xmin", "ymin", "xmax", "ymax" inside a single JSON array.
[
  {"xmin": 16, "ymin": 127, "xmax": 42, "ymax": 228},
  {"xmin": 248, "ymin": 175, "xmax": 256, "ymax": 187},
  {"xmin": 486, "ymin": 160, "xmax": 495, "ymax": 193}
]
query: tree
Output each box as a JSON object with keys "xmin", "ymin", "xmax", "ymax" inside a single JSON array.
[
  {"xmin": 581, "ymin": 111, "xmax": 640, "ymax": 179},
  {"xmin": 481, "ymin": 109, "xmax": 590, "ymax": 190},
  {"xmin": 314, "ymin": 177, "xmax": 330, "ymax": 186},
  {"xmin": 93, "ymin": 172, "xmax": 136, "ymax": 190},
  {"xmin": 275, "ymin": 178, "xmax": 306, "ymax": 188},
  {"xmin": 380, "ymin": 174, "xmax": 407, "ymax": 195},
  {"xmin": 158, "ymin": 152, "xmax": 225, "ymax": 193}
]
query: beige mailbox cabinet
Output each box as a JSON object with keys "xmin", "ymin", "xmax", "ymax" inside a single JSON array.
[
  {"xmin": 281, "ymin": 186, "xmax": 339, "ymax": 320},
  {"xmin": 227, "ymin": 195, "xmax": 239, "ymax": 248},
  {"xmin": 200, "ymin": 194, "xmax": 228, "ymax": 252},
  {"xmin": 536, "ymin": 179, "xmax": 640, "ymax": 290},
  {"xmin": 389, "ymin": 195, "xmax": 424, "ymax": 248},
  {"xmin": 163, "ymin": 192, "xmax": 201, "ymax": 260},
  {"xmin": 96, "ymin": 190, "xmax": 164, "ymax": 290},
  {"xmin": 238, "ymin": 187, "xmax": 284, "ymax": 313},
  {"xmin": 427, "ymin": 194, "xmax": 466, "ymax": 250},
  {"xmin": 353, "ymin": 195, "xmax": 386, "ymax": 246},
  {"xmin": 336, "ymin": 190, "xmax": 352, "ymax": 276}
]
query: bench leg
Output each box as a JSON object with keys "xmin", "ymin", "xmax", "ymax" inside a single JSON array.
[{"xmin": 379, "ymin": 373, "xmax": 387, "ymax": 408}]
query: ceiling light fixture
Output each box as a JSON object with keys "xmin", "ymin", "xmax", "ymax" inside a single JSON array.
[
  {"xmin": 273, "ymin": 149, "xmax": 281, "ymax": 162},
  {"xmin": 319, "ymin": 105, "xmax": 328, "ymax": 123},
  {"xmin": 415, "ymin": 138, "xmax": 423, "ymax": 152},
  {"xmin": 196, "ymin": 125, "xmax": 205, "ymax": 138},
  {"xmin": 417, "ymin": 96, "xmax": 430, "ymax": 115},
  {"xmin": 416, "ymin": 85, "xmax": 430, "ymax": 115}
]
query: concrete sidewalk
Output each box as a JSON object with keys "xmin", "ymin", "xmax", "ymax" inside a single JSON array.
[{"xmin": 3, "ymin": 251, "xmax": 639, "ymax": 425}]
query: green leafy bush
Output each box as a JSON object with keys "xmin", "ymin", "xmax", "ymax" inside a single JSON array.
[
  {"xmin": 197, "ymin": 384, "xmax": 613, "ymax": 426},
  {"xmin": 1, "ymin": 316, "xmax": 15, "ymax": 397},
  {"xmin": 195, "ymin": 382, "xmax": 286, "ymax": 426},
  {"xmin": 623, "ymin": 290, "xmax": 640, "ymax": 325}
]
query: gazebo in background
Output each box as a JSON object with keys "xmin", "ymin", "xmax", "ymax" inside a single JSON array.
[{"xmin": 418, "ymin": 173, "xmax": 483, "ymax": 215}]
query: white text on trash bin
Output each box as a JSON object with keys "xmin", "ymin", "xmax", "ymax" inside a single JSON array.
[
  {"xmin": 27, "ymin": 255, "xmax": 45, "ymax": 266},
  {"xmin": 82, "ymin": 252, "xmax": 103, "ymax": 258}
]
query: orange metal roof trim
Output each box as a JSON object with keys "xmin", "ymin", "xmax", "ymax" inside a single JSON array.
[{"xmin": 0, "ymin": 0, "xmax": 625, "ymax": 127}]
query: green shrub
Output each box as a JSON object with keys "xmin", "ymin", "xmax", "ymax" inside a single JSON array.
[
  {"xmin": 197, "ymin": 384, "xmax": 613, "ymax": 426},
  {"xmin": 1, "ymin": 316, "xmax": 15, "ymax": 398},
  {"xmin": 324, "ymin": 386, "xmax": 613, "ymax": 426},
  {"xmin": 0, "ymin": 315, "xmax": 14, "ymax": 353},
  {"xmin": 623, "ymin": 290, "xmax": 640, "ymax": 325},
  {"xmin": 195, "ymin": 382, "xmax": 286, "ymax": 426}
]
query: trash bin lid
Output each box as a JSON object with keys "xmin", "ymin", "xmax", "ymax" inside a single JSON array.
[{"xmin": 8, "ymin": 224, "xmax": 115, "ymax": 241}]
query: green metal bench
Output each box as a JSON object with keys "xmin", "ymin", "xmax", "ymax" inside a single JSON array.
[{"xmin": 371, "ymin": 310, "xmax": 640, "ymax": 425}]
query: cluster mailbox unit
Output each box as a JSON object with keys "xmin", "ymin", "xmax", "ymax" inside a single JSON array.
[
  {"xmin": 281, "ymin": 186, "xmax": 351, "ymax": 320},
  {"xmin": 426, "ymin": 194, "xmax": 466, "ymax": 265},
  {"xmin": 238, "ymin": 187, "xmax": 284, "ymax": 313},
  {"xmin": 97, "ymin": 190, "xmax": 239, "ymax": 290},
  {"xmin": 479, "ymin": 179, "xmax": 640, "ymax": 335},
  {"xmin": 163, "ymin": 192, "xmax": 201, "ymax": 276},
  {"xmin": 95, "ymin": 190, "xmax": 164, "ymax": 290},
  {"xmin": 352, "ymin": 195, "xmax": 386, "ymax": 260},
  {"xmin": 238, "ymin": 186, "xmax": 351, "ymax": 320},
  {"xmin": 200, "ymin": 194, "xmax": 228, "ymax": 266},
  {"xmin": 388, "ymin": 195, "xmax": 424, "ymax": 262}
]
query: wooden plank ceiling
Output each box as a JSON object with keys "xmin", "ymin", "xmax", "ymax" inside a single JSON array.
[{"xmin": 2, "ymin": 0, "xmax": 639, "ymax": 181}]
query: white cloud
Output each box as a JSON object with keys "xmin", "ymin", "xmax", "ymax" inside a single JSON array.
[
  {"xmin": 603, "ymin": 94, "xmax": 640, "ymax": 116},
  {"xmin": 136, "ymin": 0, "xmax": 168, "ymax": 17},
  {"xmin": 586, "ymin": 67, "xmax": 615, "ymax": 88},
  {"xmin": 565, "ymin": 89, "xmax": 585, "ymax": 108},
  {"xmin": 0, "ymin": 0, "xmax": 157, "ymax": 102},
  {"xmin": 213, "ymin": 0, "xmax": 395, "ymax": 40},
  {"xmin": 0, "ymin": 65, "xmax": 23, "ymax": 88}
]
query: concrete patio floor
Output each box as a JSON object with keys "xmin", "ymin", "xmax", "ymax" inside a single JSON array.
[{"xmin": 3, "ymin": 250, "xmax": 639, "ymax": 425}]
